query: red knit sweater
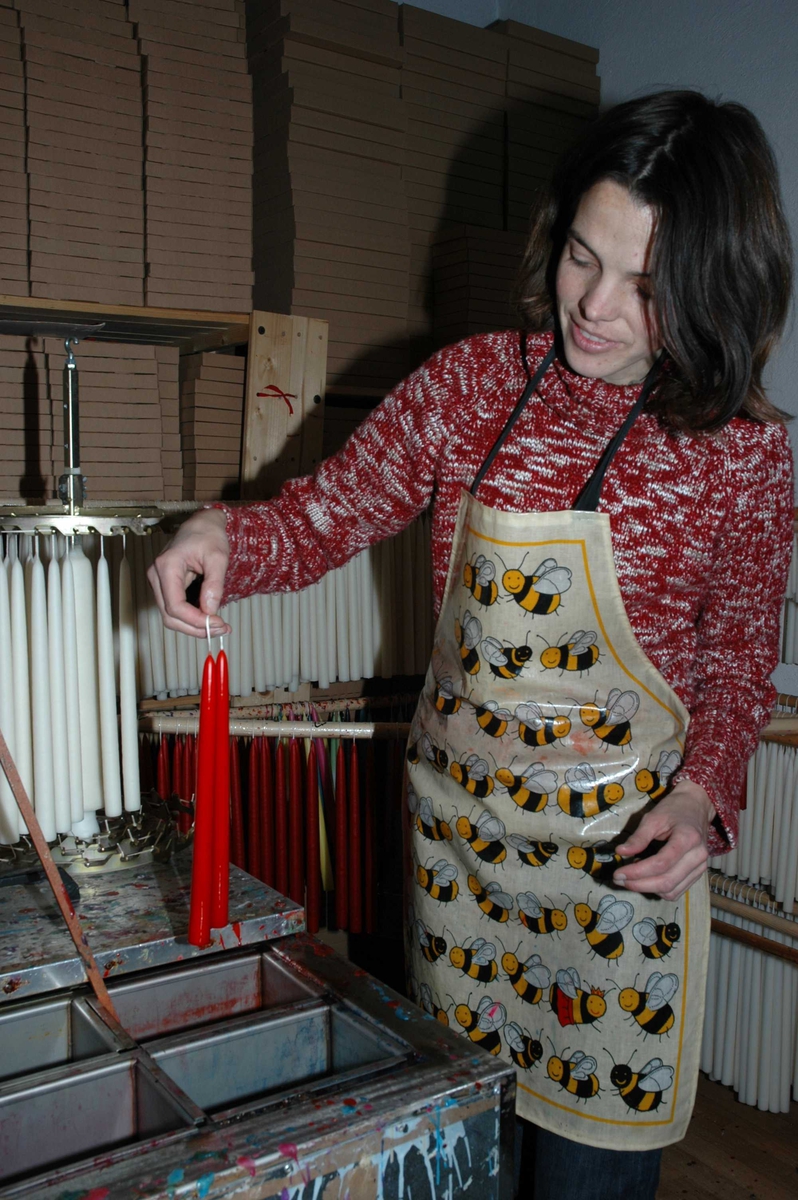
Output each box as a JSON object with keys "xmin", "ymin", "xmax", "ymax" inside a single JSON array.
[{"xmin": 220, "ymin": 330, "xmax": 794, "ymax": 854}]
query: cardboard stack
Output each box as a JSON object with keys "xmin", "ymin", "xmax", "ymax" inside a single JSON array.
[
  {"xmin": 0, "ymin": 335, "xmax": 51, "ymax": 499},
  {"xmin": 180, "ymin": 351, "xmax": 245, "ymax": 500},
  {"xmin": 432, "ymin": 226, "xmax": 526, "ymax": 348},
  {"xmin": 155, "ymin": 345, "xmax": 182, "ymax": 500},
  {"xmin": 129, "ymin": 0, "xmax": 253, "ymax": 311},
  {"xmin": 0, "ymin": 10, "xmax": 28, "ymax": 298},
  {"xmin": 16, "ymin": 0, "xmax": 145, "ymax": 306},
  {"xmin": 247, "ymin": 0, "xmax": 412, "ymax": 393}
]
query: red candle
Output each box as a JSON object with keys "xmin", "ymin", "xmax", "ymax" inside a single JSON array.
[
  {"xmin": 230, "ymin": 738, "xmax": 245, "ymax": 869},
  {"xmin": 175, "ymin": 735, "xmax": 191, "ymax": 835},
  {"xmin": 260, "ymin": 737, "xmax": 275, "ymax": 886},
  {"xmin": 188, "ymin": 653, "xmax": 216, "ymax": 948},
  {"xmin": 211, "ymin": 650, "xmax": 230, "ymax": 928},
  {"xmin": 305, "ymin": 742, "xmax": 321, "ymax": 934},
  {"xmin": 348, "ymin": 740, "xmax": 362, "ymax": 933},
  {"xmin": 247, "ymin": 738, "xmax": 262, "ymax": 879},
  {"xmin": 335, "ymin": 741, "xmax": 348, "ymax": 931},
  {"xmin": 274, "ymin": 740, "xmax": 288, "ymax": 897},
  {"xmin": 186, "ymin": 734, "xmax": 196, "ymax": 808},
  {"xmin": 156, "ymin": 735, "xmax": 170, "ymax": 801},
  {"xmin": 288, "ymin": 738, "xmax": 304, "ymax": 905},
  {"xmin": 364, "ymin": 740, "xmax": 376, "ymax": 934}
]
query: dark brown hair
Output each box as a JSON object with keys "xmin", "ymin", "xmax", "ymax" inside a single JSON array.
[{"xmin": 516, "ymin": 90, "xmax": 793, "ymax": 432}]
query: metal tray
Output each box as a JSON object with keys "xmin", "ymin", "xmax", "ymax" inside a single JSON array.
[{"xmin": 0, "ymin": 994, "xmax": 124, "ymax": 1083}]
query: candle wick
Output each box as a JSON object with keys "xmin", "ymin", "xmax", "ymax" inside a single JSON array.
[{"xmin": 205, "ymin": 613, "xmax": 212, "ymax": 655}]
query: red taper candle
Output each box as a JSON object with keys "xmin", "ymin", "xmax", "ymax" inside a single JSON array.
[
  {"xmin": 210, "ymin": 650, "xmax": 230, "ymax": 928},
  {"xmin": 188, "ymin": 653, "xmax": 216, "ymax": 948},
  {"xmin": 230, "ymin": 738, "xmax": 245, "ymax": 869},
  {"xmin": 186, "ymin": 734, "xmax": 196, "ymax": 808},
  {"xmin": 175, "ymin": 736, "xmax": 191, "ymax": 835},
  {"xmin": 348, "ymin": 740, "xmax": 362, "ymax": 933},
  {"xmin": 274, "ymin": 740, "xmax": 288, "ymax": 897},
  {"xmin": 288, "ymin": 738, "xmax": 305, "ymax": 905},
  {"xmin": 260, "ymin": 736, "xmax": 275, "ymax": 886},
  {"xmin": 305, "ymin": 742, "xmax": 321, "ymax": 933},
  {"xmin": 335, "ymin": 741, "xmax": 348, "ymax": 931},
  {"xmin": 247, "ymin": 738, "xmax": 261, "ymax": 879},
  {"xmin": 364, "ymin": 740, "xmax": 376, "ymax": 934},
  {"xmin": 156, "ymin": 735, "xmax": 170, "ymax": 801}
]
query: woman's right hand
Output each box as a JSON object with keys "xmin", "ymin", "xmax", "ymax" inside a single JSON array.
[{"xmin": 147, "ymin": 508, "xmax": 232, "ymax": 638}]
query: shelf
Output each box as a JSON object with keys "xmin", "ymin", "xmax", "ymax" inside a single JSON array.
[{"xmin": 0, "ymin": 295, "xmax": 250, "ymax": 355}]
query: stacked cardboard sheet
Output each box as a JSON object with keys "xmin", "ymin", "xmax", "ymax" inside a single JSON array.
[
  {"xmin": 432, "ymin": 226, "xmax": 526, "ymax": 348},
  {"xmin": 180, "ymin": 351, "xmax": 245, "ymax": 500},
  {"xmin": 0, "ymin": 10, "xmax": 28, "ymax": 298},
  {"xmin": 16, "ymin": 0, "xmax": 145, "ymax": 306},
  {"xmin": 247, "ymin": 0, "xmax": 412, "ymax": 393},
  {"xmin": 129, "ymin": 0, "xmax": 253, "ymax": 311},
  {"xmin": 0, "ymin": 335, "xmax": 51, "ymax": 498},
  {"xmin": 155, "ymin": 345, "xmax": 182, "ymax": 500}
]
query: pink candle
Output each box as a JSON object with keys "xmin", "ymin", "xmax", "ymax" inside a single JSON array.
[
  {"xmin": 188, "ymin": 654, "xmax": 216, "ymax": 948},
  {"xmin": 210, "ymin": 650, "xmax": 230, "ymax": 928}
]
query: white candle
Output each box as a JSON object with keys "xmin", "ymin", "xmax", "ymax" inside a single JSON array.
[
  {"xmin": 299, "ymin": 586, "xmax": 311, "ymax": 684},
  {"xmin": 346, "ymin": 558, "xmax": 362, "ymax": 682},
  {"xmin": 175, "ymin": 631, "xmax": 190, "ymax": 696},
  {"xmin": 315, "ymin": 579, "xmax": 330, "ymax": 690},
  {"xmin": 334, "ymin": 566, "xmax": 349, "ymax": 683},
  {"xmin": 131, "ymin": 534, "xmax": 154, "ymax": 699},
  {"xmin": 46, "ymin": 556, "xmax": 71, "ymax": 834},
  {"xmin": 0, "ymin": 555, "xmax": 18, "ymax": 843},
  {"xmin": 31, "ymin": 549, "xmax": 57, "ymax": 841},
  {"xmin": 360, "ymin": 550, "xmax": 374, "ymax": 680},
  {"xmin": 61, "ymin": 553, "xmax": 85, "ymax": 825},
  {"xmin": 261, "ymin": 590, "xmax": 275, "ymax": 690},
  {"xmin": 142, "ymin": 537, "xmax": 167, "ymax": 700},
  {"xmin": 118, "ymin": 553, "xmax": 141, "ymax": 813},
  {"xmin": 269, "ymin": 592, "xmax": 283, "ymax": 689},
  {"xmin": 224, "ymin": 602, "xmax": 241, "ymax": 696},
  {"xmin": 69, "ymin": 543, "xmax": 103, "ymax": 812},
  {"xmin": 163, "ymin": 623, "xmax": 179, "ymax": 697},
  {"xmin": 186, "ymin": 628, "xmax": 199, "ymax": 696},
  {"xmin": 251, "ymin": 593, "xmax": 266, "ymax": 694},
  {"xmin": 10, "ymin": 554, "xmax": 33, "ymax": 820},
  {"xmin": 97, "ymin": 550, "xmax": 123, "ymax": 818},
  {"xmin": 324, "ymin": 570, "xmax": 337, "ymax": 683},
  {"xmin": 239, "ymin": 595, "xmax": 254, "ymax": 697},
  {"xmin": 371, "ymin": 540, "xmax": 384, "ymax": 677},
  {"xmin": 382, "ymin": 535, "xmax": 397, "ymax": 677},
  {"xmin": 721, "ymin": 939, "xmax": 741, "ymax": 1085},
  {"xmin": 287, "ymin": 590, "xmax": 300, "ymax": 693}
]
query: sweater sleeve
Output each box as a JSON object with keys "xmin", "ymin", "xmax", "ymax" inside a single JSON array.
[
  {"xmin": 677, "ymin": 421, "xmax": 793, "ymax": 854},
  {"xmin": 216, "ymin": 346, "xmax": 456, "ymax": 602}
]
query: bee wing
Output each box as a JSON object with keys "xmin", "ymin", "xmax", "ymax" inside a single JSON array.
[
  {"xmin": 555, "ymin": 967, "xmax": 581, "ymax": 998},
  {"xmin": 482, "ymin": 700, "xmax": 498, "ymax": 714},
  {"xmin": 415, "ymin": 920, "xmax": 431, "ymax": 948},
  {"xmin": 565, "ymin": 762, "xmax": 596, "ymax": 791},
  {"xmin": 571, "ymin": 1054, "xmax": 598, "ymax": 1080},
  {"xmin": 633, "ymin": 917, "xmax": 658, "ymax": 946},
  {"xmin": 596, "ymin": 900, "xmax": 635, "ymax": 934},
  {"xmin": 420, "ymin": 983, "xmax": 433, "ymax": 1008},
  {"xmin": 647, "ymin": 973, "xmax": 679, "ymax": 1010},
  {"xmin": 534, "ymin": 565, "xmax": 573, "ymax": 595},
  {"xmin": 420, "ymin": 733, "xmax": 434, "ymax": 759},
  {"xmin": 569, "ymin": 630, "xmax": 597, "ymax": 655},
  {"xmin": 485, "ymin": 882, "xmax": 514, "ymax": 908},
  {"xmin": 527, "ymin": 764, "xmax": 558, "ymax": 791},
  {"xmin": 437, "ymin": 679, "xmax": 454, "ymax": 699},
  {"xmin": 482, "ymin": 636, "xmax": 508, "ymax": 667},
  {"xmin": 533, "ymin": 557, "xmax": 559, "ymax": 575},
  {"xmin": 517, "ymin": 891, "xmax": 543, "ymax": 918},
  {"xmin": 639, "ymin": 1061, "xmax": 675, "ymax": 1093},
  {"xmin": 495, "ymin": 707, "xmax": 513, "ymax": 720},
  {"xmin": 463, "ymin": 612, "xmax": 483, "ymax": 648},
  {"xmin": 657, "ymin": 750, "xmax": 682, "ymax": 783},
  {"xmin": 407, "ymin": 787, "xmax": 420, "ymax": 814},
  {"xmin": 476, "ymin": 998, "xmax": 506, "ymax": 1032},
  {"xmin": 472, "ymin": 941, "xmax": 497, "ymax": 966},
  {"xmin": 476, "ymin": 813, "xmax": 506, "ymax": 840},
  {"xmin": 465, "ymin": 755, "xmax": 490, "ymax": 779},
  {"xmin": 477, "ymin": 558, "xmax": 496, "ymax": 584},
  {"xmin": 419, "ymin": 796, "xmax": 435, "ymax": 823},
  {"xmin": 507, "ymin": 834, "xmax": 536, "ymax": 852},
  {"xmin": 432, "ymin": 861, "xmax": 457, "ymax": 884},
  {"xmin": 505, "ymin": 1022, "xmax": 525, "ymax": 1051},
  {"xmin": 515, "ymin": 702, "xmax": 543, "ymax": 727},
  {"xmin": 524, "ymin": 957, "xmax": 551, "ymax": 988},
  {"xmin": 606, "ymin": 690, "xmax": 640, "ymax": 723}
]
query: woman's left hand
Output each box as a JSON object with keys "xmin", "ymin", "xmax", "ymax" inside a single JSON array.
[{"xmin": 612, "ymin": 780, "xmax": 715, "ymax": 900}]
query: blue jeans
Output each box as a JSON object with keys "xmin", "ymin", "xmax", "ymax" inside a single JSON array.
[{"xmin": 515, "ymin": 1120, "xmax": 662, "ymax": 1200}]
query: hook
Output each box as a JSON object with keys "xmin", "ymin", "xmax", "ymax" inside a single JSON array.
[{"xmin": 64, "ymin": 335, "xmax": 79, "ymax": 367}]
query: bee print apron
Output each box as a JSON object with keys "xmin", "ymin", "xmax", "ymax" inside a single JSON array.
[{"xmin": 405, "ymin": 346, "xmax": 710, "ymax": 1151}]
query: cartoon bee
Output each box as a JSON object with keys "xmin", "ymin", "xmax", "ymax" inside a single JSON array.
[
  {"xmin": 454, "ymin": 995, "xmax": 506, "ymax": 1055},
  {"xmin": 408, "ymin": 790, "xmax": 453, "ymax": 842},
  {"xmin": 636, "ymin": 750, "xmax": 682, "ymax": 800},
  {"xmin": 483, "ymin": 635, "xmax": 534, "ymax": 681},
  {"xmin": 450, "ymin": 936, "xmax": 498, "ymax": 983},
  {"xmin": 419, "ymin": 983, "xmax": 450, "ymax": 1026},
  {"xmin": 550, "ymin": 967, "xmax": 606, "ymax": 1027},
  {"xmin": 516, "ymin": 702, "xmax": 572, "ymax": 748},
  {"xmin": 501, "ymin": 948, "xmax": 551, "ymax": 1004},
  {"xmin": 416, "ymin": 859, "xmax": 459, "ymax": 903},
  {"xmin": 566, "ymin": 843, "xmax": 623, "ymax": 883},
  {"xmin": 449, "ymin": 753, "xmax": 494, "ymax": 798},
  {"xmin": 557, "ymin": 763, "xmax": 625, "ymax": 819},
  {"xmin": 547, "ymin": 1048, "xmax": 600, "ymax": 1100},
  {"xmin": 609, "ymin": 1055, "xmax": 674, "ymax": 1113},
  {"xmin": 468, "ymin": 874, "xmax": 514, "ymax": 923},
  {"xmin": 580, "ymin": 689, "xmax": 639, "ymax": 750},
  {"xmin": 456, "ymin": 810, "xmax": 507, "ymax": 863},
  {"xmin": 539, "ymin": 630, "xmax": 600, "ymax": 675},
  {"xmin": 505, "ymin": 1023, "xmax": 544, "ymax": 1070},
  {"xmin": 574, "ymin": 894, "xmax": 635, "ymax": 961},
  {"xmin": 502, "ymin": 555, "xmax": 572, "ymax": 616},
  {"xmin": 474, "ymin": 699, "xmax": 513, "ymax": 739},
  {"xmin": 619, "ymin": 972, "xmax": 679, "ymax": 1037},
  {"xmin": 455, "ymin": 611, "xmax": 482, "ymax": 675},
  {"xmin": 633, "ymin": 915, "xmax": 682, "ymax": 960},
  {"xmin": 464, "ymin": 554, "xmax": 499, "ymax": 608},
  {"xmin": 433, "ymin": 678, "xmax": 462, "ymax": 717},
  {"xmin": 495, "ymin": 761, "xmax": 557, "ymax": 813},
  {"xmin": 507, "ymin": 834, "xmax": 559, "ymax": 869},
  {"xmin": 416, "ymin": 918, "xmax": 447, "ymax": 964},
  {"xmin": 517, "ymin": 891, "xmax": 568, "ymax": 936},
  {"xmin": 408, "ymin": 732, "xmax": 448, "ymax": 773}
]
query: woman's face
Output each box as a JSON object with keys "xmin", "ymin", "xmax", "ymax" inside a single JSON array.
[{"xmin": 555, "ymin": 179, "xmax": 660, "ymax": 386}]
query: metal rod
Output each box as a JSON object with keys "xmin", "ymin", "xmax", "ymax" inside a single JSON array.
[
  {"xmin": 60, "ymin": 336, "xmax": 85, "ymax": 513},
  {"xmin": 139, "ymin": 716, "xmax": 411, "ymax": 739}
]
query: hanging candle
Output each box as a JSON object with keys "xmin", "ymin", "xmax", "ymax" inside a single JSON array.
[
  {"xmin": 10, "ymin": 552, "xmax": 33, "ymax": 821},
  {"xmin": 247, "ymin": 738, "xmax": 262, "ymax": 880},
  {"xmin": 335, "ymin": 741, "xmax": 348, "ymax": 931},
  {"xmin": 274, "ymin": 739, "xmax": 288, "ymax": 897},
  {"xmin": 188, "ymin": 645, "xmax": 216, "ymax": 948},
  {"xmin": 230, "ymin": 739, "xmax": 245, "ymax": 870},
  {"xmin": 260, "ymin": 736, "xmax": 275, "ymax": 887},
  {"xmin": 118, "ymin": 550, "xmax": 141, "ymax": 814},
  {"xmin": 96, "ymin": 546, "xmax": 123, "ymax": 819},
  {"xmin": 156, "ymin": 736, "xmax": 170, "ymax": 802},
  {"xmin": 305, "ymin": 741, "xmax": 321, "ymax": 934},
  {"xmin": 288, "ymin": 737, "xmax": 304, "ymax": 905},
  {"xmin": 69, "ymin": 543, "xmax": 103, "ymax": 817},
  {"xmin": 46, "ymin": 553, "xmax": 70, "ymax": 835},
  {"xmin": 173, "ymin": 735, "xmax": 185, "ymax": 821},
  {"xmin": 348, "ymin": 740, "xmax": 362, "ymax": 934},
  {"xmin": 210, "ymin": 649, "xmax": 230, "ymax": 929},
  {"xmin": 0, "ymin": 552, "xmax": 18, "ymax": 844},
  {"xmin": 364, "ymin": 739, "xmax": 376, "ymax": 935}
]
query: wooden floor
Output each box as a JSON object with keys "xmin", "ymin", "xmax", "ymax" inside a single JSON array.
[{"xmin": 659, "ymin": 1075, "xmax": 798, "ymax": 1199}]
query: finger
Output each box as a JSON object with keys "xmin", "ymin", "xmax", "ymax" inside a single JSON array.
[
  {"xmin": 660, "ymin": 862, "xmax": 708, "ymax": 902},
  {"xmin": 148, "ymin": 561, "xmax": 228, "ymax": 638},
  {"xmin": 617, "ymin": 812, "xmax": 671, "ymax": 857},
  {"xmin": 615, "ymin": 826, "xmax": 702, "ymax": 885},
  {"xmin": 617, "ymin": 845, "xmax": 708, "ymax": 897}
]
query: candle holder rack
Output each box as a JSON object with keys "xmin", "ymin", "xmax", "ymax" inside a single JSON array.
[{"xmin": 0, "ymin": 507, "xmax": 164, "ymax": 538}]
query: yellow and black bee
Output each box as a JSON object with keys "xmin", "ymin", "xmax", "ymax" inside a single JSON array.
[
  {"xmin": 433, "ymin": 678, "xmax": 462, "ymax": 717},
  {"xmin": 619, "ymin": 972, "xmax": 679, "ymax": 1037},
  {"xmin": 420, "ymin": 982, "xmax": 450, "ymax": 1026},
  {"xmin": 455, "ymin": 610, "xmax": 482, "ymax": 676},
  {"xmin": 557, "ymin": 763, "xmax": 625, "ymax": 819},
  {"xmin": 408, "ymin": 732, "xmax": 449, "ymax": 773},
  {"xmin": 516, "ymin": 702, "xmax": 571, "ymax": 748},
  {"xmin": 610, "ymin": 1055, "xmax": 674, "ymax": 1113},
  {"xmin": 456, "ymin": 810, "xmax": 506, "ymax": 863},
  {"xmin": 636, "ymin": 750, "xmax": 682, "ymax": 800},
  {"xmin": 547, "ymin": 1048, "xmax": 600, "ymax": 1100},
  {"xmin": 507, "ymin": 834, "xmax": 559, "ymax": 869},
  {"xmin": 417, "ymin": 859, "xmax": 459, "ymax": 903},
  {"xmin": 633, "ymin": 915, "xmax": 682, "ymax": 960},
  {"xmin": 464, "ymin": 554, "xmax": 499, "ymax": 608},
  {"xmin": 450, "ymin": 753, "xmax": 494, "ymax": 798},
  {"xmin": 539, "ymin": 630, "xmax": 600, "ymax": 676},
  {"xmin": 468, "ymin": 874, "xmax": 513, "ymax": 923},
  {"xmin": 495, "ymin": 761, "xmax": 557, "ymax": 813},
  {"xmin": 549, "ymin": 967, "xmax": 606, "ymax": 1028},
  {"xmin": 517, "ymin": 891, "xmax": 568, "ymax": 936},
  {"xmin": 454, "ymin": 995, "xmax": 506, "ymax": 1055},
  {"xmin": 505, "ymin": 1023, "xmax": 544, "ymax": 1070},
  {"xmin": 501, "ymin": 949, "xmax": 551, "ymax": 1004},
  {"xmin": 502, "ymin": 555, "xmax": 572, "ymax": 616},
  {"xmin": 408, "ymin": 790, "xmax": 452, "ymax": 842},
  {"xmin": 566, "ymin": 843, "xmax": 623, "ymax": 883},
  {"xmin": 483, "ymin": 635, "xmax": 534, "ymax": 681},
  {"xmin": 580, "ymin": 688, "xmax": 639, "ymax": 750},
  {"xmin": 416, "ymin": 918, "xmax": 447, "ymax": 964},
  {"xmin": 450, "ymin": 936, "xmax": 498, "ymax": 983},
  {"xmin": 474, "ymin": 699, "xmax": 513, "ymax": 739},
  {"xmin": 574, "ymin": 894, "xmax": 635, "ymax": 961}
]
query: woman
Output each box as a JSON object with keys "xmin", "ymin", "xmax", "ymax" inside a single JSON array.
[{"xmin": 150, "ymin": 91, "xmax": 793, "ymax": 1198}]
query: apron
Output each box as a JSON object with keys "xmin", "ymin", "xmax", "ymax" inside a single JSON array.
[{"xmin": 405, "ymin": 343, "xmax": 710, "ymax": 1151}]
